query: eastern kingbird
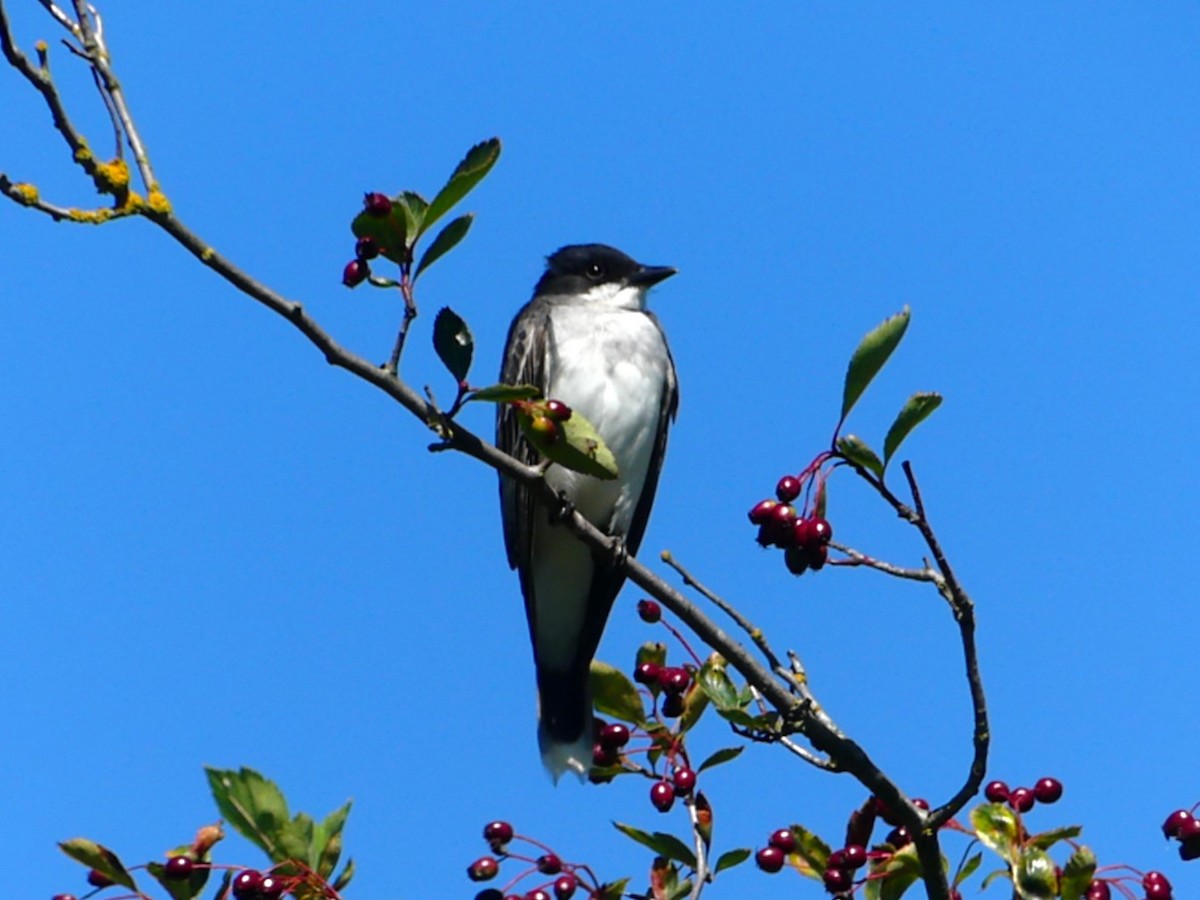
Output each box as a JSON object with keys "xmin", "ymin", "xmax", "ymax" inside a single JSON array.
[{"xmin": 497, "ymin": 244, "xmax": 678, "ymax": 781}]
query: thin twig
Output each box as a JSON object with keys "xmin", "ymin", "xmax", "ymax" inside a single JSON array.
[{"xmin": 830, "ymin": 541, "xmax": 942, "ymax": 584}]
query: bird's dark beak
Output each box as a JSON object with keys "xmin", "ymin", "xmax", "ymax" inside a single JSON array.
[{"xmin": 629, "ymin": 265, "xmax": 677, "ymax": 288}]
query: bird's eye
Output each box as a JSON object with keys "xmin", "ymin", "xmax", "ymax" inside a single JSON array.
[{"xmin": 585, "ymin": 262, "xmax": 605, "ymax": 280}]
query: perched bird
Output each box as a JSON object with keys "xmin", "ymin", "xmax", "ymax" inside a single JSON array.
[{"xmin": 497, "ymin": 244, "xmax": 678, "ymax": 781}]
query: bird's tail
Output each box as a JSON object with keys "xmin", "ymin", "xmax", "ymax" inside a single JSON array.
[{"xmin": 536, "ymin": 671, "xmax": 594, "ymax": 783}]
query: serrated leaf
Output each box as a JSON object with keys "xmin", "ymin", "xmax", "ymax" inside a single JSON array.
[
  {"xmin": 396, "ymin": 192, "xmax": 427, "ymax": 243},
  {"xmin": 597, "ymin": 877, "xmax": 629, "ymax": 900},
  {"xmin": 148, "ymin": 859, "xmax": 210, "ymax": 900},
  {"xmin": 970, "ymin": 803, "xmax": 1019, "ymax": 860},
  {"xmin": 697, "ymin": 746, "xmax": 744, "ymax": 773},
  {"xmin": 612, "ymin": 822, "xmax": 697, "ymax": 869},
  {"xmin": 351, "ymin": 202, "xmax": 408, "ymax": 265},
  {"xmin": 788, "ymin": 824, "xmax": 831, "ymax": 872},
  {"xmin": 954, "ymin": 850, "xmax": 982, "ymax": 887},
  {"xmin": 696, "ymin": 658, "xmax": 739, "ymax": 710},
  {"xmin": 1014, "ymin": 847, "xmax": 1056, "ymax": 900},
  {"xmin": 204, "ymin": 766, "xmax": 291, "ymax": 860},
  {"xmin": 837, "ymin": 434, "xmax": 884, "ymax": 478},
  {"xmin": 883, "ymin": 392, "xmax": 942, "ymax": 468},
  {"xmin": 432, "ymin": 307, "xmax": 474, "ymax": 383},
  {"xmin": 58, "ymin": 839, "xmax": 137, "ymax": 891},
  {"xmin": 714, "ymin": 848, "xmax": 751, "ymax": 874},
  {"xmin": 1058, "ymin": 846, "xmax": 1096, "ymax": 900},
  {"xmin": 316, "ymin": 800, "xmax": 352, "ymax": 877},
  {"xmin": 715, "ymin": 707, "xmax": 779, "ymax": 731},
  {"xmin": 331, "ymin": 857, "xmax": 355, "ymax": 892},
  {"xmin": 879, "ymin": 844, "xmax": 922, "ymax": 900},
  {"xmin": 679, "ymin": 683, "xmax": 709, "ymax": 733},
  {"xmin": 1028, "ymin": 824, "xmax": 1081, "ymax": 851},
  {"xmin": 424, "ymin": 138, "xmax": 501, "ymax": 233},
  {"xmin": 469, "ymin": 383, "xmax": 542, "ymax": 403},
  {"xmin": 414, "ymin": 213, "xmax": 473, "ymax": 280},
  {"xmin": 841, "ymin": 306, "xmax": 910, "ymax": 421},
  {"xmin": 590, "ymin": 659, "xmax": 647, "ymax": 724},
  {"xmin": 518, "ymin": 404, "xmax": 619, "ymax": 480}
]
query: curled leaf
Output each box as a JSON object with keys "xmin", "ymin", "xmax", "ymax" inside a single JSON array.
[
  {"xmin": 841, "ymin": 306, "xmax": 910, "ymax": 422},
  {"xmin": 883, "ymin": 391, "xmax": 942, "ymax": 468},
  {"xmin": 836, "ymin": 434, "xmax": 884, "ymax": 478},
  {"xmin": 424, "ymin": 138, "xmax": 502, "ymax": 233}
]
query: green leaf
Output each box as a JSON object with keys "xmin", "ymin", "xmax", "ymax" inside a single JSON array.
[
  {"xmin": 612, "ymin": 822, "xmax": 697, "ymax": 869},
  {"xmin": 980, "ymin": 867, "xmax": 1011, "ymax": 890},
  {"xmin": 882, "ymin": 392, "xmax": 942, "ymax": 468},
  {"xmin": 697, "ymin": 746, "xmax": 744, "ymax": 773},
  {"xmin": 1058, "ymin": 846, "xmax": 1096, "ymax": 900},
  {"xmin": 204, "ymin": 766, "xmax": 291, "ymax": 861},
  {"xmin": 519, "ymin": 404, "xmax": 619, "ymax": 480},
  {"xmin": 590, "ymin": 659, "xmax": 647, "ymax": 724},
  {"xmin": 469, "ymin": 383, "xmax": 542, "ymax": 403},
  {"xmin": 954, "ymin": 850, "xmax": 982, "ymax": 886},
  {"xmin": 1014, "ymin": 847, "xmax": 1056, "ymax": 900},
  {"xmin": 331, "ymin": 857, "xmax": 355, "ymax": 892},
  {"xmin": 696, "ymin": 659, "xmax": 739, "ymax": 710},
  {"xmin": 58, "ymin": 839, "xmax": 137, "ymax": 891},
  {"xmin": 714, "ymin": 848, "xmax": 752, "ymax": 874},
  {"xmin": 841, "ymin": 306, "xmax": 910, "ymax": 421},
  {"xmin": 837, "ymin": 434, "xmax": 884, "ymax": 479},
  {"xmin": 399, "ymin": 191, "xmax": 428, "ymax": 237},
  {"xmin": 424, "ymin": 138, "xmax": 502, "ymax": 233},
  {"xmin": 879, "ymin": 844, "xmax": 922, "ymax": 900},
  {"xmin": 679, "ymin": 680, "xmax": 709, "ymax": 732},
  {"xmin": 636, "ymin": 641, "xmax": 668, "ymax": 671},
  {"xmin": 788, "ymin": 824, "xmax": 831, "ymax": 873},
  {"xmin": 432, "ymin": 307, "xmax": 474, "ymax": 384},
  {"xmin": 1028, "ymin": 824, "xmax": 1081, "ymax": 851},
  {"xmin": 351, "ymin": 201, "xmax": 409, "ymax": 265},
  {"xmin": 668, "ymin": 878, "xmax": 693, "ymax": 900},
  {"xmin": 970, "ymin": 802, "xmax": 1019, "ymax": 861},
  {"xmin": 414, "ymin": 213, "xmax": 473, "ymax": 281},
  {"xmin": 316, "ymin": 800, "xmax": 352, "ymax": 877},
  {"xmin": 148, "ymin": 859, "xmax": 210, "ymax": 900},
  {"xmin": 595, "ymin": 877, "xmax": 629, "ymax": 900}
]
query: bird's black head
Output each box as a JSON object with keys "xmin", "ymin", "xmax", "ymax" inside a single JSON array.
[{"xmin": 533, "ymin": 244, "xmax": 676, "ymax": 301}]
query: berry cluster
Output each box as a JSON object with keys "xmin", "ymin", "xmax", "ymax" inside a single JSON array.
[
  {"xmin": 467, "ymin": 821, "xmax": 606, "ymax": 900},
  {"xmin": 984, "ymin": 776, "xmax": 1063, "ymax": 812},
  {"xmin": 517, "ymin": 399, "xmax": 573, "ymax": 445},
  {"xmin": 230, "ymin": 868, "xmax": 288, "ymax": 899},
  {"xmin": 747, "ymin": 473, "xmax": 834, "ymax": 576},
  {"xmin": 1161, "ymin": 805, "xmax": 1200, "ymax": 865},
  {"xmin": 1082, "ymin": 871, "xmax": 1174, "ymax": 900},
  {"xmin": 341, "ymin": 192, "xmax": 393, "ymax": 288}
]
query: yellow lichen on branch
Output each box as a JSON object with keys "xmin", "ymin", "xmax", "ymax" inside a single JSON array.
[
  {"xmin": 93, "ymin": 157, "xmax": 130, "ymax": 193},
  {"xmin": 11, "ymin": 182, "xmax": 40, "ymax": 205},
  {"xmin": 146, "ymin": 187, "xmax": 171, "ymax": 215}
]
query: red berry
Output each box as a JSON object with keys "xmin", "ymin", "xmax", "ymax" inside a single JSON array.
[
  {"xmin": 52, "ymin": 895, "xmax": 78, "ymax": 900},
  {"xmin": 484, "ymin": 820, "xmax": 515, "ymax": 846},
  {"xmin": 634, "ymin": 661, "xmax": 661, "ymax": 686},
  {"xmin": 1009, "ymin": 787, "xmax": 1035, "ymax": 813},
  {"xmin": 342, "ymin": 258, "xmax": 369, "ymax": 287},
  {"xmin": 537, "ymin": 854, "xmax": 562, "ymax": 875},
  {"xmin": 748, "ymin": 499, "xmax": 778, "ymax": 525},
  {"xmin": 827, "ymin": 849, "xmax": 846, "ymax": 868},
  {"xmin": 468, "ymin": 856, "xmax": 499, "ymax": 882},
  {"xmin": 823, "ymin": 866, "xmax": 851, "ymax": 892},
  {"xmin": 232, "ymin": 870, "xmax": 263, "ymax": 899},
  {"xmin": 769, "ymin": 828, "xmax": 796, "ymax": 853},
  {"xmin": 808, "ymin": 544, "xmax": 828, "ymax": 571},
  {"xmin": 1033, "ymin": 777, "xmax": 1063, "ymax": 804},
  {"xmin": 86, "ymin": 871, "xmax": 114, "ymax": 888},
  {"xmin": 783, "ymin": 546, "xmax": 809, "ymax": 576},
  {"xmin": 886, "ymin": 826, "xmax": 910, "ymax": 848},
  {"xmin": 599, "ymin": 723, "xmax": 631, "ymax": 749},
  {"xmin": 808, "ymin": 517, "xmax": 833, "ymax": 544},
  {"xmin": 1181, "ymin": 835, "xmax": 1200, "ymax": 861},
  {"xmin": 525, "ymin": 891, "xmax": 551, "ymax": 900},
  {"xmin": 912, "ymin": 798, "xmax": 930, "ymax": 810},
  {"xmin": 258, "ymin": 875, "xmax": 285, "ymax": 899},
  {"xmin": 650, "ymin": 781, "xmax": 675, "ymax": 812},
  {"xmin": 842, "ymin": 844, "xmax": 867, "ymax": 869},
  {"xmin": 637, "ymin": 599, "xmax": 662, "ymax": 623},
  {"xmin": 1085, "ymin": 880, "xmax": 1110, "ymax": 900},
  {"xmin": 661, "ymin": 694, "xmax": 684, "ymax": 717},
  {"xmin": 658, "ymin": 667, "xmax": 690, "ymax": 695},
  {"xmin": 755, "ymin": 845, "xmax": 784, "ymax": 873},
  {"xmin": 592, "ymin": 742, "xmax": 618, "ymax": 767},
  {"xmin": 1143, "ymin": 871, "xmax": 1172, "ymax": 898},
  {"xmin": 164, "ymin": 856, "xmax": 194, "ymax": 880},
  {"xmin": 1162, "ymin": 809, "xmax": 1194, "ymax": 839},
  {"xmin": 984, "ymin": 780, "xmax": 1010, "ymax": 803},
  {"xmin": 775, "ymin": 475, "xmax": 802, "ymax": 502},
  {"xmin": 673, "ymin": 767, "xmax": 697, "ymax": 796},
  {"xmin": 475, "ymin": 891, "xmax": 505, "ymax": 900},
  {"xmin": 553, "ymin": 874, "xmax": 578, "ymax": 900},
  {"xmin": 363, "ymin": 192, "xmax": 391, "ymax": 217},
  {"xmin": 543, "ymin": 399, "xmax": 572, "ymax": 421},
  {"xmin": 1178, "ymin": 816, "xmax": 1200, "ymax": 840},
  {"xmin": 355, "ymin": 236, "xmax": 380, "ymax": 260}
]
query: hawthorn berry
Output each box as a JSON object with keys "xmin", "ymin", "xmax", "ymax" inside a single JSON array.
[
  {"xmin": 1142, "ymin": 871, "xmax": 1172, "ymax": 899},
  {"xmin": 1033, "ymin": 777, "xmax": 1063, "ymax": 804},
  {"xmin": 1162, "ymin": 809, "xmax": 1194, "ymax": 839},
  {"xmin": 525, "ymin": 891, "xmax": 551, "ymax": 900},
  {"xmin": 475, "ymin": 891, "xmax": 505, "ymax": 900},
  {"xmin": 1084, "ymin": 879, "xmax": 1111, "ymax": 900},
  {"xmin": 984, "ymin": 780, "xmax": 1010, "ymax": 803},
  {"xmin": 537, "ymin": 853, "xmax": 563, "ymax": 875},
  {"xmin": 484, "ymin": 820, "xmax": 515, "ymax": 846},
  {"xmin": 650, "ymin": 781, "xmax": 676, "ymax": 812},
  {"xmin": 755, "ymin": 845, "xmax": 785, "ymax": 873},
  {"xmin": 841, "ymin": 844, "xmax": 867, "ymax": 869},
  {"xmin": 827, "ymin": 849, "xmax": 846, "ymax": 868},
  {"xmin": 775, "ymin": 475, "xmax": 802, "ymax": 502},
  {"xmin": 553, "ymin": 873, "xmax": 578, "ymax": 900},
  {"xmin": 673, "ymin": 767, "xmax": 697, "ymax": 796},
  {"xmin": 529, "ymin": 415, "xmax": 559, "ymax": 444},
  {"xmin": 87, "ymin": 871, "xmax": 114, "ymax": 888},
  {"xmin": 748, "ymin": 499, "xmax": 778, "ymax": 525},
  {"xmin": 1009, "ymin": 787, "xmax": 1035, "ymax": 813},
  {"xmin": 808, "ymin": 544, "xmax": 828, "ymax": 571},
  {"xmin": 342, "ymin": 259, "xmax": 369, "ymax": 287},
  {"xmin": 783, "ymin": 546, "xmax": 809, "ymax": 576},
  {"xmin": 661, "ymin": 694, "xmax": 685, "ymax": 717},
  {"xmin": 354, "ymin": 236, "xmax": 380, "ymax": 260},
  {"xmin": 634, "ymin": 661, "xmax": 661, "ymax": 686},
  {"xmin": 1178, "ymin": 816, "xmax": 1200, "ymax": 840},
  {"xmin": 258, "ymin": 875, "xmax": 285, "ymax": 899},
  {"xmin": 823, "ymin": 866, "xmax": 851, "ymax": 893},
  {"xmin": 912, "ymin": 798, "xmax": 930, "ymax": 811},
  {"xmin": 769, "ymin": 828, "xmax": 796, "ymax": 854},
  {"xmin": 592, "ymin": 742, "xmax": 618, "ymax": 767},
  {"xmin": 363, "ymin": 192, "xmax": 391, "ymax": 217},
  {"xmin": 51, "ymin": 895, "xmax": 78, "ymax": 900},
  {"xmin": 164, "ymin": 856, "xmax": 194, "ymax": 880},
  {"xmin": 232, "ymin": 870, "xmax": 263, "ymax": 899},
  {"xmin": 808, "ymin": 518, "xmax": 833, "ymax": 544},
  {"xmin": 468, "ymin": 856, "xmax": 499, "ymax": 882},
  {"xmin": 544, "ymin": 399, "xmax": 573, "ymax": 422},
  {"xmin": 637, "ymin": 599, "xmax": 662, "ymax": 623},
  {"xmin": 886, "ymin": 826, "xmax": 910, "ymax": 848},
  {"xmin": 1181, "ymin": 835, "xmax": 1200, "ymax": 861},
  {"xmin": 599, "ymin": 723, "xmax": 630, "ymax": 749},
  {"xmin": 658, "ymin": 667, "xmax": 690, "ymax": 695}
]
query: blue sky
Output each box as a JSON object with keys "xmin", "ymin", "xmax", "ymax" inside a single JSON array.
[{"xmin": 3, "ymin": 3, "xmax": 1199, "ymax": 898}]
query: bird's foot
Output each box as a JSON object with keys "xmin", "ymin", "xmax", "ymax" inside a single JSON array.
[{"xmin": 608, "ymin": 535, "xmax": 629, "ymax": 568}]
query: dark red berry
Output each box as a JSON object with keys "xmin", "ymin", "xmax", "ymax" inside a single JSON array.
[
  {"xmin": 768, "ymin": 828, "xmax": 796, "ymax": 853},
  {"xmin": 1085, "ymin": 880, "xmax": 1110, "ymax": 900},
  {"xmin": 258, "ymin": 875, "xmax": 285, "ymax": 899},
  {"xmin": 164, "ymin": 856, "xmax": 194, "ymax": 880},
  {"xmin": 544, "ymin": 399, "xmax": 572, "ymax": 422},
  {"xmin": 553, "ymin": 873, "xmax": 578, "ymax": 900},
  {"xmin": 808, "ymin": 518, "xmax": 833, "ymax": 544},
  {"xmin": 984, "ymin": 780, "xmax": 1010, "ymax": 803},
  {"xmin": 363, "ymin": 192, "xmax": 391, "ymax": 217},
  {"xmin": 86, "ymin": 871, "xmax": 114, "ymax": 888},
  {"xmin": 475, "ymin": 891, "xmax": 505, "ymax": 900},
  {"xmin": 1178, "ymin": 816, "xmax": 1200, "ymax": 840},
  {"xmin": 1143, "ymin": 871, "xmax": 1172, "ymax": 898},
  {"xmin": 748, "ymin": 499, "xmax": 778, "ymax": 525},
  {"xmin": 886, "ymin": 826, "xmax": 910, "ymax": 848},
  {"xmin": 658, "ymin": 667, "xmax": 690, "ymax": 695},
  {"xmin": 827, "ymin": 849, "xmax": 846, "ymax": 868},
  {"xmin": 842, "ymin": 844, "xmax": 867, "ymax": 869},
  {"xmin": 468, "ymin": 856, "xmax": 499, "ymax": 882},
  {"xmin": 808, "ymin": 544, "xmax": 828, "ymax": 571},
  {"xmin": 673, "ymin": 767, "xmax": 696, "ymax": 796},
  {"xmin": 650, "ymin": 781, "xmax": 675, "ymax": 812},
  {"xmin": 912, "ymin": 798, "xmax": 930, "ymax": 811},
  {"xmin": 775, "ymin": 475, "xmax": 802, "ymax": 502},
  {"xmin": 232, "ymin": 870, "xmax": 263, "ymax": 899},
  {"xmin": 661, "ymin": 694, "xmax": 685, "ymax": 718},
  {"xmin": 783, "ymin": 546, "xmax": 809, "ymax": 576},
  {"xmin": 872, "ymin": 796, "xmax": 901, "ymax": 826},
  {"xmin": 1181, "ymin": 834, "xmax": 1200, "ymax": 861},
  {"xmin": 525, "ymin": 891, "xmax": 551, "ymax": 900},
  {"xmin": 637, "ymin": 599, "xmax": 661, "ymax": 623},
  {"xmin": 52, "ymin": 895, "xmax": 78, "ymax": 900},
  {"xmin": 537, "ymin": 853, "xmax": 562, "ymax": 875},
  {"xmin": 823, "ymin": 866, "xmax": 852, "ymax": 892},
  {"xmin": 1162, "ymin": 809, "xmax": 1194, "ymax": 839},
  {"xmin": 342, "ymin": 258, "xmax": 369, "ymax": 287},
  {"xmin": 599, "ymin": 723, "xmax": 631, "ymax": 749},
  {"xmin": 755, "ymin": 845, "xmax": 784, "ymax": 873},
  {"xmin": 484, "ymin": 820, "xmax": 515, "ymax": 846},
  {"xmin": 1033, "ymin": 777, "xmax": 1063, "ymax": 804},
  {"xmin": 771, "ymin": 503, "xmax": 797, "ymax": 527},
  {"xmin": 1009, "ymin": 787, "xmax": 1035, "ymax": 813},
  {"xmin": 634, "ymin": 661, "xmax": 661, "ymax": 686},
  {"xmin": 592, "ymin": 742, "xmax": 618, "ymax": 768},
  {"xmin": 355, "ymin": 236, "xmax": 380, "ymax": 260}
]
